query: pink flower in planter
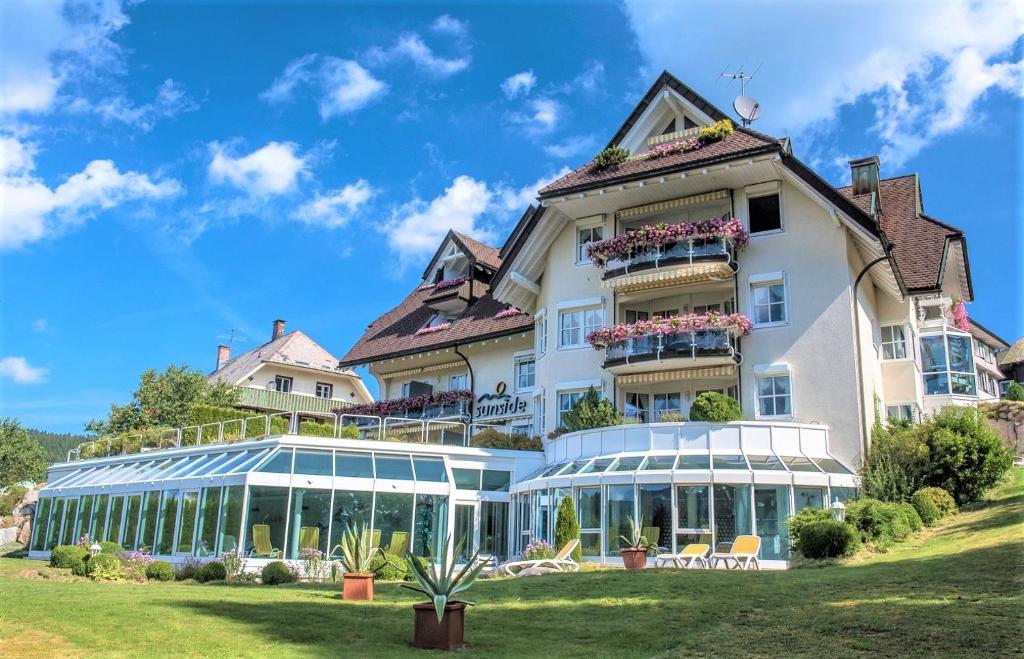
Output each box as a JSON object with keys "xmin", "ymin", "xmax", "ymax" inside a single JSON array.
[
  {"xmin": 586, "ymin": 217, "xmax": 749, "ymax": 268},
  {"xmin": 415, "ymin": 322, "xmax": 452, "ymax": 336},
  {"xmin": 951, "ymin": 299, "xmax": 970, "ymax": 332},
  {"xmin": 495, "ymin": 307, "xmax": 526, "ymax": 319},
  {"xmin": 433, "ymin": 276, "xmax": 468, "ymax": 291},
  {"xmin": 586, "ymin": 312, "xmax": 753, "ymax": 348}
]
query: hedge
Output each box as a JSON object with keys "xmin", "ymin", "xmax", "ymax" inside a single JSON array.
[
  {"xmin": 785, "ymin": 507, "xmax": 832, "ymax": 553},
  {"xmin": 146, "ymin": 560, "xmax": 174, "ymax": 581},
  {"xmin": 798, "ymin": 520, "xmax": 860, "ymax": 559},
  {"xmin": 688, "ymin": 392, "xmax": 741, "ymax": 422},
  {"xmin": 470, "ymin": 428, "xmax": 543, "ymax": 451},
  {"xmin": 197, "ymin": 561, "xmax": 227, "ymax": 583},
  {"xmin": 261, "ymin": 561, "xmax": 297, "ymax": 585},
  {"xmin": 845, "ymin": 498, "xmax": 922, "ymax": 549},
  {"xmin": 49, "ymin": 545, "xmax": 89, "ymax": 572}
]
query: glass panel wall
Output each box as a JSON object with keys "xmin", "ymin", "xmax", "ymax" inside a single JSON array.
[
  {"xmin": 59, "ymin": 498, "xmax": 79, "ymax": 546},
  {"xmin": 638, "ymin": 484, "xmax": 671, "ymax": 549},
  {"xmin": 287, "ymin": 488, "xmax": 331, "ymax": 558},
  {"xmin": 335, "ymin": 452, "xmax": 374, "ymax": 478},
  {"xmin": 373, "ymin": 492, "xmax": 413, "ymax": 554},
  {"xmin": 139, "ymin": 491, "xmax": 160, "ymax": 553},
  {"xmin": 481, "ymin": 501, "xmax": 508, "ymax": 562},
  {"xmin": 412, "ymin": 494, "xmax": 448, "ymax": 559},
  {"xmin": 176, "ymin": 491, "xmax": 199, "ymax": 554},
  {"xmin": 293, "ymin": 450, "xmax": 333, "ymax": 476},
  {"xmin": 482, "ymin": 470, "xmax": 511, "ymax": 492},
  {"xmin": 156, "ymin": 490, "xmax": 179, "ymax": 555},
  {"xmin": 45, "ymin": 498, "xmax": 64, "ymax": 550},
  {"xmin": 123, "ymin": 495, "xmax": 142, "ymax": 551},
  {"xmin": 90, "ymin": 494, "xmax": 109, "ymax": 540},
  {"xmin": 31, "ymin": 498, "xmax": 51, "ymax": 551},
  {"xmin": 795, "ymin": 487, "xmax": 824, "ymax": 511},
  {"xmin": 454, "ymin": 504, "xmax": 475, "ymax": 562},
  {"xmin": 106, "ymin": 496, "xmax": 125, "ymax": 545},
  {"xmin": 675, "ymin": 485, "xmax": 711, "ymax": 548},
  {"xmin": 76, "ymin": 496, "xmax": 93, "ymax": 545},
  {"xmin": 246, "ymin": 486, "xmax": 289, "ymax": 557},
  {"xmin": 196, "ymin": 488, "xmax": 221, "ymax": 557},
  {"xmin": 328, "ymin": 490, "xmax": 373, "ymax": 557},
  {"xmin": 755, "ymin": 486, "xmax": 791, "ymax": 560},
  {"xmin": 217, "ymin": 486, "xmax": 244, "ymax": 554},
  {"xmin": 453, "ymin": 468, "xmax": 480, "ymax": 489},
  {"xmin": 605, "ymin": 485, "xmax": 634, "ymax": 554},
  {"xmin": 713, "ymin": 484, "xmax": 751, "ymax": 549},
  {"xmin": 578, "ymin": 487, "xmax": 601, "ymax": 556},
  {"xmin": 533, "ymin": 490, "xmax": 551, "ymax": 542}
]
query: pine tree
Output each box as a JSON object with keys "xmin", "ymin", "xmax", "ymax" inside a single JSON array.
[{"xmin": 554, "ymin": 494, "xmax": 581, "ymax": 562}]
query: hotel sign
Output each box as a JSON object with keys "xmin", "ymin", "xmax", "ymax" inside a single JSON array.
[{"xmin": 475, "ymin": 381, "xmax": 529, "ymax": 419}]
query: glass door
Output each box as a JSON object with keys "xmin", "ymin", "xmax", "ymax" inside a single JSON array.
[
  {"xmin": 624, "ymin": 392, "xmax": 650, "ymax": 423},
  {"xmin": 754, "ymin": 486, "xmax": 791, "ymax": 560},
  {"xmin": 175, "ymin": 490, "xmax": 200, "ymax": 555},
  {"xmin": 453, "ymin": 503, "xmax": 477, "ymax": 563}
]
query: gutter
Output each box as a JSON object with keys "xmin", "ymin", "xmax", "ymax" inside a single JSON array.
[
  {"xmin": 852, "ymin": 244, "xmax": 895, "ymax": 460},
  {"xmin": 453, "ymin": 343, "xmax": 475, "ymax": 424}
]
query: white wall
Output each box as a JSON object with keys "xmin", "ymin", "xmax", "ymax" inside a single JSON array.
[{"xmin": 243, "ymin": 363, "xmax": 371, "ymax": 404}]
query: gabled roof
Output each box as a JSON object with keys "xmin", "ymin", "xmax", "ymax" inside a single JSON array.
[
  {"xmin": 968, "ymin": 319, "xmax": 1011, "ymax": 351},
  {"xmin": 837, "ymin": 175, "xmax": 971, "ymax": 297},
  {"xmin": 999, "ymin": 337, "xmax": 1024, "ymax": 368},
  {"xmin": 210, "ymin": 331, "xmax": 355, "ymax": 385},
  {"xmin": 420, "ymin": 230, "xmax": 502, "ymax": 281}
]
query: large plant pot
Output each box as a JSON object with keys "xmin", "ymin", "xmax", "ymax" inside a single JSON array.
[
  {"xmin": 412, "ymin": 602, "xmax": 466, "ymax": 650},
  {"xmin": 342, "ymin": 573, "xmax": 374, "ymax": 601},
  {"xmin": 620, "ymin": 548, "xmax": 648, "ymax": 571}
]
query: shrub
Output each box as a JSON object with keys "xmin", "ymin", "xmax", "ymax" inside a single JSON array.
[
  {"xmin": 860, "ymin": 424, "xmax": 931, "ymax": 502},
  {"xmin": 688, "ymin": 392, "xmax": 741, "ymax": 422},
  {"xmin": 298, "ymin": 420, "xmax": 335, "ymax": 438},
  {"xmin": 922, "ymin": 406, "xmax": 1012, "ymax": 505},
  {"xmin": 72, "ymin": 556, "xmax": 91, "ymax": 577},
  {"xmin": 187, "ymin": 404, "xmax": 289, "ymax": 442},
  {"xmin": 698, "ymin": 119, "xmax": 735, "ymax": 142},
  {"xmin": 0, "ymin": 485, "xmax": 28, "ymax": 517},
  {"xmin": 898, "ymin": 502, "xmax": 923, "ymax": 532},
  {"xmin": 368, "ymin": 552, "xmax": 424, "ymax": 581},
  {"xmin": 845, "ymin": 498, "xmax": 919, "ymax": 548},
  {"xmin": 146, "ymin": 560, "xmax": 174, "ymax": 582},
  {"xmin": 121, "ymin": 550, "xmax": 155, "ymax": 582},
  {"xmin": 554, "ymin": 495, "xmax": 582, "ymax": 562},
  {"xmin": 1005, "ymin": 381, "xmax": 1024, "ymax": 401},
  {"xmin": 87, "ymin": 552, "xmax": 124, "ymax": 581},
  {"xmin": 914, "ymin": 486, "xmax": 957, "ymax": 517},
  {"xmin": 197, "ymin": 561, "xmax": 227, "ymax": 583},
  {"xmin": 594, "ymin": 146, "xmax": 629, "ymax": 169},
  {"xmin": 911, "ymin": 490, "xmax": 941, "ymax": 526},
  {"xmin": 338, "ymin": 424, "xmax": 361, "ymax": 440},
  {"xmin": 49, "ymin": 544, "xmax": 89, "ymax": 571},
  {"xmin": 261, "ymin": 561, "xmax": 297, "ymax": 585},
  {"xmin": 561, "ymin": 387, "xmax": 623, "ymax": 432},
  {"xmin": 470, "ymin": 428, "xmax": 543, "ymax": 451},
  {"xmin": 657, "ymin": 412, "xmax": 686, "ymax": 422},
  {"xmin": 785, "ymin": 507, "xmax": 832, "ymax": 552},
  {"xmin": 99, "ymin": 541, "xmax": 124, "ymax": 557},
  {"xmin": 175, "ymin": 558, "xmax": 203, "ymax": 581},
  {"xmin": 798, "ymin": 520, "xmax": 860, "ymax": 559}
]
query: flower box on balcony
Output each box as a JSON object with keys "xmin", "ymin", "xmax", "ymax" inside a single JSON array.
[
  {"xmin": 340, "ymin": 390, "xmax": 474, "ymax": 419},
  {"xmin": 586, "ymin": 312, "xmax": 753, "ymax": 350},
  {"xmin": 585, "ymin": 218, "xmax": 749, "ymax": 270}
]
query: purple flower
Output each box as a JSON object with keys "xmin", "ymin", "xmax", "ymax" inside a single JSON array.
[{"xmin": 432, "ymin": 276, "xmax": 468, "ymax": 291}]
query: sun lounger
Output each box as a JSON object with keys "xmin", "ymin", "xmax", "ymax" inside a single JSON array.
[
  {"xmin": 710, "ymin": 535, "xmax": 761, "ymax": 570},
  {"xmin": 655, "ymin": 543, "xmax": 711, "ymax": 568},
  {"xmin": 497, "ymin": 538, "xmax": 580, "ymax": 576}
]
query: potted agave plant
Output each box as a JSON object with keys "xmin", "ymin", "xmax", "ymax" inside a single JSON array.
[
  {"xmin": 333, "ymin": 521, "xmax": 379, "ymax": 601},
  {"xmin": 619, "ymin": 516, "xmax": 656, "ymax": 571},
  {"xmin": 405, "ymin": 535, "xmax": 488, "ymax": 650}
]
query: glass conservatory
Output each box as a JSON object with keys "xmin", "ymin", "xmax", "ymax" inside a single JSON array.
[
  {"xmin": 510, "ymin": 421, "xmax": 857, "ymax": 566},
  {"xmin": 29, "ymin": 435, "xmax": 542, "ymax": 565}
]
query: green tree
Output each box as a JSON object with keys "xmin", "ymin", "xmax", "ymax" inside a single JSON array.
[
  {"xmin": 688, "ymin": 392, "xmax": 741, "ymax": 422},
  {"xmin": 0, "ymin": 418, "xmax": 47, "ymax": 487},
  {"xmin": 86, "ymin": 364, "xmax": 240, "ymax": 435},
  {"xmin": 922, "ymin": 406, "xmax": 1012, "ymax": 505},
  {"xmin": 554, "ymin": 494, "xmax": 582, "ymax": 562},
  {"xmin": 1005, "ymin": 382, "xmax": 1024, "ymax": 401},
  {"xmin": 561, "ymin": 387, "xmax": 622, "ymax": 432}
]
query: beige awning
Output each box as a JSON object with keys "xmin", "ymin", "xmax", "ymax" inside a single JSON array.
[
  {"xmin": 602, "ymin": 261, "xmax": 733, "ymax": 293},
  {"xmin": 616, "ymin": 189, "xmax": 730, "ymax": 219},
  {"xmin": 378, "ymin": 360, "xmax": 463, "ymax": 380},
  {"xmin": 616, "ymin": 365, "xmax": 736, "ymax": 385}
]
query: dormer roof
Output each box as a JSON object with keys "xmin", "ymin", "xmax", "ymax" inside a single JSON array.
[{"xmin": 420, "ymin": 229, "xmax": 502, "ymax": 282}]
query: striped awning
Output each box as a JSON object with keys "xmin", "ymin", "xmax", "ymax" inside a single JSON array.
[
  {"xmin": 602, "ymin": 261, "xmax": 733, "ymax": 293},
  {"xmin": 615, "ymin": 189, "xmax": 730, "ymax": 219},
  {"xmin": 378, "ymin": 360, "xmax": 464, "ymax": 380},
  {"xmin": 616, "ymin": 365, "xmax": 736, "ymax": 385}
]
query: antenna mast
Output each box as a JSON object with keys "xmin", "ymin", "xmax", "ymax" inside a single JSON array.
[{"xmin": 721, "ymin": 63, "xmax": 763, "ymax": 127}]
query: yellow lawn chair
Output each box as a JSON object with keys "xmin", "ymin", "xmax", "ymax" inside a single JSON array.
[
  {"xmin": 655, "ymin": 543, "xmax": 710, "ymax": 568},
  {"xmin": 299, "ymin": 526, "xmax": 320, "ymax": 552},
  {"xmin": 710, "ymin": 535, "xmax": 761, "ymax": 570},
  {"xmin": 388, "ymin": 531, "xmax": 409, "ymax": 557},
  {"xmin": 250, "ymin": 524, "xmax": 281, "ymax": 558}
]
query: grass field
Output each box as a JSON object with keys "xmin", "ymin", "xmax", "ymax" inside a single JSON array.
[{"xmin": 1, "ymin": 470, "xmax": 1021, "ymax": 658}]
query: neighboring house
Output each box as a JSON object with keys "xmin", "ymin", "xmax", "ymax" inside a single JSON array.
[
  {"xmin": 210, "ymin": 319, "xmax": 372, "ymax": 418},
  {"xmin": 998, "ymin": 337, "xmax": 1024, "ymax": 389},
  {"xmin": 967, "ymin": 320, "xmax": 1010, "ymax": 400}
]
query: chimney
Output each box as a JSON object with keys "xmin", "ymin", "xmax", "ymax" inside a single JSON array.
[
  {"xmin": 849, "ymin": 156, "xmax": 881, "ymax": 199},
  {"xmin": 216, "ymin": 345, "xmax": 231, "ymax": 370},
  {"xmin": 272, "ymin": 319, "xmax": 287, "ymax": 340}
]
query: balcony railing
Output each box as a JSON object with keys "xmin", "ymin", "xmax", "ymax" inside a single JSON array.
[
  {"xmin": 347, "ymin": 399, "xmax": 471, "ymax": 426},
  {"xmin": 238, "ymin": 387, "xmax": 355, "ymax": 416},
  {"xmin": 603, "ymin": 236, "xmax": 735, "ymax": 279},
  {"xmin": 604, "ymin": 329, "xmax": 736, "ymax": 366}
]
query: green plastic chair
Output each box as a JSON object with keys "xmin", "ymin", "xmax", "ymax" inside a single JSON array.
[
  {"xmin": 299, "ymin": 527, "xmax": 320, "ymax": 552},
  {"xmin": 388, "ymin": 531, "xmax": 409, "ymax": 556},
  {"xmin": 251, "ymin": 524, "xmax": 280, "ymax": 558}
]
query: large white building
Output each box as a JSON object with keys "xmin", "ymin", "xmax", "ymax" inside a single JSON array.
[{"xmin": 31, "ymin": 72, "xmax": 1007, "ymax": 568}]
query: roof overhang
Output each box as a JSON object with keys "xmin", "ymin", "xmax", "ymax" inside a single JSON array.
[{"xmin": 338, "ymin": 325, "xmax": 533, "ymax": 369}]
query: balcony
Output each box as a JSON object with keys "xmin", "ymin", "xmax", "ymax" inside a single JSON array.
[
  {"xmin": 238, "ymin": 387, "xmax": 353, "ymax": 416},
  {"xmin": 602, "ymin": 329, "xmax": 739, "ymax": 375},
  {"xmin": 425, "ymin": 277, "xmax": 473, "ymax": 313}
]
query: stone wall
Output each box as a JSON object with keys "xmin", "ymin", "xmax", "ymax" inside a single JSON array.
[
  {"xmin": 0, "ymin": 485, "xmax": 39, "ymax": 547},
  {"xmin": 980, "ymin": 401, "xmax": 1024, "ymax": 456}
]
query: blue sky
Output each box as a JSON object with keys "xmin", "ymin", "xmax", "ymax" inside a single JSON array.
[{"xmin": 1, "ymin": 1, "xmax": 1021, "ymax": 432}]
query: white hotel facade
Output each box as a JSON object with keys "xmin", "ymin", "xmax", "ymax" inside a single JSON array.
[{"xmin": 31, "ymin": 73, "xmax": 1007, "ymax": 568}]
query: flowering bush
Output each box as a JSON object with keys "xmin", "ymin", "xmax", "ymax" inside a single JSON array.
[
  {"xmin": 594, "ymin": 145, "xmax": 630, "ymax": 169},
  {"xmin": 586, "ymin": 312, "xmax": 753, "ymax": 349},
  {"xmin": 432, "ymin": 276, "xmax": 468, "ymax": 291},
  {"xmin": 495, "ymin": 306, "xmax": 526, "ymax": 319},
  {"xmin": 415, "ymin": 322, "xmax": 452, "ymax": 336},
  {"xmin": 643, "ymin": 119, "xmax": 734, "ymax": 162},
  {"xmin": 523, "ymin": 538, "xmax": 556, "ymax": 560},
  {"xmin": 342, "ymin": 389, "xmax": 474, "ymax": 418},
  {"xmin": 221, "ymin": 548, "xmax": 246, "ymax": 580},
  {"xmin": 300, "ymin": 547, "xmax": 330, "ymax": 581},
  {"xmin": 76, "ymin": 534, "xmax": 92, "ymax": 547},
  {"xmin": 585, "ymin": 217, "xmax": 748, "ymax": 268},
  {"xmin": 951, "ymin": 298, "xmax": 969, "ymax": 332}
]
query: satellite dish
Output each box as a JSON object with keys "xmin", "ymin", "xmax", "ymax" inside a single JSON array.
[{"xmin": 734, "ymin": 95, "xmax": 761, "ymax": 125}]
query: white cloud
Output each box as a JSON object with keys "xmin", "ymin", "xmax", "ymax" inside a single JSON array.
[
  {"xmin": 544, "ymin": 135, "xmax": 600, "ymax": 159},
  {"xmin": 0, "ymin": 135, "xmax": 182, "ymax": 249},
  {"xmin": 385, "ymin": 176, "xmax": 495, "ymax": 262},
  {"xmin": 0, "ymin": 0, "xmax": 129, "ymax": 114},
  {"xmin": 624, "ymin": 0, "xmax": 1024, "ymax": 167},
  {"xmin": 0, "ymin": 356, "xmax": 48, "ymax": 384},
  {"xmin": 31, "ymin": 318, "xmax": 48, "ymax": 332},
  {"xmin": 292, "ymin": 179, "xmax": 374, "ymax": 228},
  {"xmin": 367, "ymin": 33, "xmax": 470, "ymax": 77},
  {"xmin": 497, "ymin": 167, "xmax": 572, "ymax": 211},
  {"xmin": 502, "ymin": 70, "xmax": 537, "ymax": 99},
  {"xmin": 563, "ymin": 61, "xmax": 605, "ymax": 95},
  {"xmin": 431, "ymin": 15, "xmax": 468, "ymax": 37},
  {"xmin": 261, "ymin": 56, "xmax": 386, "ymax": 119},
  {"xmin": 65, "ymin": 79, "xmax": 199, "ymax": 131},
  {"xmin": 208, "ymin": 141, "xmax": 308, "ymax": 196},
  {"xmin": 509, "ymin": 98, "xmax": 561, "ymax": 136}
]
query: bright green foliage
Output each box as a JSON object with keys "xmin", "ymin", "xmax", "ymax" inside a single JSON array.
[
  {"xmin": 87, "ymin": 553, "xmax": 124, "ymax": 581},
  {"xmin": 1005, "ymin": 382, "xmax": 1024, "ymax": 401},
  {"xmin": 404, "ymin": 534, "xmax": 487, "ymax": 622},
  {"xmin": 899, "ymin": 502, "xmax": 923, "ymax": 532},
  {"xmin": 785, "ymin": 507, "xmax": 832, "ymax": 552},
  {"xmin": 594, "ymin": 146, "xmax": 630, "ymax": 168},
  {"xmin": 922, "ymin": 407, "xmax": 1012, "ymax": 505},
  {"xmin": 698, "ymin": 119, "xmax": 735, "ymax": 141},
  {"xmin": 187, "ymin": 404, "xmax": 289, "ymax": 441},
  {"xmin": 145, "ymin": 561, "xmax": 174, "ymax": 582},
  {"xmin": 0, "ymin": 484, "xmax": 27, "ymax": 516},
  {"xmin": 470, "ymin": 428, "xmax": 543, "ymax": 451},
  {"xmin": 197, "ymin": 561, "xmax": 227, "ymax": 583},
  {"xmin": 71, "ymin": 556, "xmax": 90, "ymax": 577},
  {"xmin": 914, "ymin": 486, "xmax": 957, "ymax": 516},
  {"xmin": 297, "ymin": 421, "xmax": 335, "ymax": 437},
  {"xmin": 911, "ymin": 491, "xmax": 941, "ymax": 525},
  {"xmin": 658, "ymin": 412, "xmax": 686, "ymax": 422},
  {"xmin": 618, "ymin": 516, "xmax": 657, "ymax": 552},
  {"xmin": 844, "ymin": 498, "xmax": 923, "ymax": 549},
  {"xmin": 86, "ymin": 365, "xmax": 240, "ymax": 435},
  {"xmin": 333, "ymin": 521, "xmax": 380, "ymax": 574},
  {"xmin": 49, "ymin": 545, "xmax": 89, "ymax": 572},
  {"xmin": 369, "ymin": 552, "xmax": 424, "ymax": 581},
  {"xmin": 0, "ymin": 418, "xmax": 47, "ymax": 488},
  {"xmin": 99, "ymin": 541, "xmax": 123, "ymax": 557},
  {"xmin": 688, "ymin": 392, "xmax": 741, "ymax": 422},
  {"xmin": 338, "ymin": 424, "xmax": 361, "ymax": 439},
  {"xmin": 554, "ymin": 495, "xmax": 582, "ymax": 562},
  {"xmin": 261, "ymin": 561, "xmax": 297, "ymax": 585},
  {"xmin": 561, "ymin": 387, "xmax": 623, "ymax": 432},
  {"xmin": 798, "ymin": 520, "xmax": 860, "ymax": 559}
]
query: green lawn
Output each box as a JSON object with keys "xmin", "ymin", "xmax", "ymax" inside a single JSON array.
[{"xmin": 2, "ymin": 471, "xmax": 1021, "ymax": 658}]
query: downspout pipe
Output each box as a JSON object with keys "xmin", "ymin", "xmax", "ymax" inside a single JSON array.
[
  {"xmin": 852, "ymin": 243, "xmax": 895, "ymax": 460},
  {"xmin": 453, "ymin": 343, "xmax": 474, "ymax": 423}
]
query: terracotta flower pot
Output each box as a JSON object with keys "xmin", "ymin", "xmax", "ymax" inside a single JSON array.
[
  {"xmin": 342, "ymin": 573, "xmax": 374, "ymax": 601},
  {"xmin": 620, "ymin": 547, "xmax": 649, "ymax": 570},
  {"xmin": 412, "ymin": 601, "xmax": 466, "ymax": 650}
]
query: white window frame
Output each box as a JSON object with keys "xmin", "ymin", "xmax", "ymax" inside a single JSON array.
[
  {"xmin": 880, "ymin": 324, "xmax": 910, "ymax": 361},
  {"xmin": 448, "ymin": 373, "xmax": 468, "ymax": 391},
  {"xmin": 314, "ymin": 382, "xmax": 333, "ymax": 399},
  {"xmin": 557, "ymin": 389, "xmax": 586, "ymax": 428},
  {"xmin": 532, "ymin": 390, "xmax": 546, "ymax": 436},
  {"xmin": 886, "ymin": 403, "xmax": 918, "ymax": 424},
  {"xmin": 557, "ymin": 305, "xmax": 603, "ymax": 350},
  {"xmin": 749, "ymin": 273, "xmax": 788, "ymax": 328},
  {"xmin": 514, "ymin": 353, "xmax": 536, "ymax": 393},
  {"xmin": 753, "ymin": 364, "xmax": 793, "ymax": 419},
  {"xmin": 746, "ymin": 181, "xmax": 783, "ymax": 236},
  {"xmin": 274, "ymin": 375, "xmax": 293, "ymax": 393},
  {"xmin": 920, "ymin": 330, "xmax": 977, "ymax": 397},
  {"xmin": 575, "ymin": 217, "xmax": 604, "ymax": 265},
  {"xmin": 534, "ymin": 309, "xmax": 547, "ymax": 358}
]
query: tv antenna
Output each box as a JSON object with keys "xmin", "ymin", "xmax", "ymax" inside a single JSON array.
[
  {"xmin": 720, "ymin": 63, "xmax": 763, "ymax": 126},
  {"xmin": 216, "ymin": 329, "xmax": 248, "ymax": 348}
]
